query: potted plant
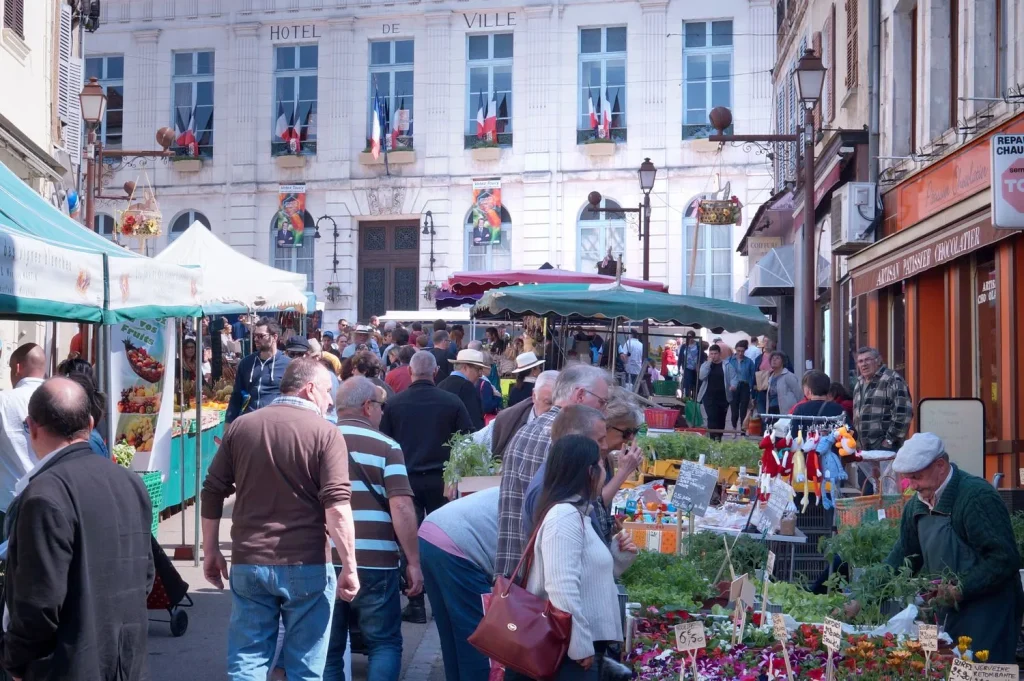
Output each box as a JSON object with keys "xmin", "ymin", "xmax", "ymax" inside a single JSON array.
[{"xmin": 442, "ymin": 433, "xmax": 499, "ymax": 495}]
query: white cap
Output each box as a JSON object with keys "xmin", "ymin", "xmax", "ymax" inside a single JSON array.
[{"xmin": 892, "ymin": 432, "xmax": 946, "ymax": 474}]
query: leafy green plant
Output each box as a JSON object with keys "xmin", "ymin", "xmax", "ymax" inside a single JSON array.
[
  {"xmin": 634, "ymin": 432, "xmax": 760, "ymax": 471},
  {"xmin": 818, "ymin": 520, "xmax": 900, "ymax": 569},
  {"xmin": 1011, "ymin": 511, "xmax": 1024, "ymax": 568},
  {"xmin": 826, "ymin": 562, "xmax": 932, "ymax": 626},
  {"xmin": 708, "ymin": 440, "xmax": 761, "ymax": 470},
  {"xmin": 683, "ymin": 531, "xmax": 769, "ymax": 582},
  {"xmin": 621, "ymin": 550, "xmax": 715, "ymax": 609},
  {"xmin": 113, "ymin": 442, "xmax": 136, "ymax": 468},
  {"xmin": 442, "ymin": 433, "xmax": 499, "ymax": 489},
  {"xmin": 768, "ymin": 581, "xmax": 846, "ymax": 622}
]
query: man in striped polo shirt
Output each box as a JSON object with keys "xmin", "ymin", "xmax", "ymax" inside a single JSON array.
[{"xmin": 323, "ymin": 377, "xmax": 422, "ymax": 681}]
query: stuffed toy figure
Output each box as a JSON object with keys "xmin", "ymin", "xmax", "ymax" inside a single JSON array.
[{"xmin": 759, "ymin": 418, "xmax": 794, "ymax": 478}]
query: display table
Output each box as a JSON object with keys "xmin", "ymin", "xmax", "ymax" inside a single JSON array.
[{"xmin": 161, "ymin": 417, "xmax": 224, "ymax": 512}]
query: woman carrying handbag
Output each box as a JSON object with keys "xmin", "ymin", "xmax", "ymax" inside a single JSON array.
[{"xmin": 472, "ymin": 435, "xmax": 637, "ymax": 680}]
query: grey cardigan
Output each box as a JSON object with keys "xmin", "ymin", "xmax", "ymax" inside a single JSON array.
[
  {"xmin": 769, "ymin": 369, "xmax": 802, "ymax": 413},
  {"xmin": 697, "ymin": 360, "xmax": 736, "ymax": 404}
]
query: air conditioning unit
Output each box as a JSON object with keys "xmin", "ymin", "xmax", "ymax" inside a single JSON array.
[{"xmin": 830, "ymin": 182, "xmax": 877, "ymax": 255}]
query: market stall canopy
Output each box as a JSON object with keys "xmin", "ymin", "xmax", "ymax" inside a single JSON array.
[
  {"xmin": 445, "ymin": 269, "xmax": 670, "ymax": 296},
  {"xmin": 0, "ymin": 161, "xmax": 203, "ymax": 322},
  {"xmin": 155, "ymin": 222, "xmax": 312, "ymax": 315},
  {"xmin": 472, "ymin": 283, "xmax": 775, "ymax": 336},
  {"xmin": 434, "ymin": 290, "xmax": 482, "ymax": 310},
  {"xmin": 748, "ymin": 244, "xmax": 830, "ymax": 297}
]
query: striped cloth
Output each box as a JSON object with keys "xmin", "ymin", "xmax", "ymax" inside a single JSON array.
[{"xmin": 337, "ymin": 417, "xmax": 414, "ymax": 569}]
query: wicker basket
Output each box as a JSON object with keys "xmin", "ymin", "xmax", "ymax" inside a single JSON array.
[
  {"xmin": 835, "ymin": 492, "xmax": 906, "ymax": 527},
  {"xmin": 137, "ymin": 471, "xmax": 163, "ymax": 535},
  {"xmin": 644, "ymin": 407, "xmax": 680, "ymax": 430}
]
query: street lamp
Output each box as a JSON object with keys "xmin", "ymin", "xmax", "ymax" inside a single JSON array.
[
  {"xmin": 79, "ymin": 77, "xmax": 107, "ymax": 126},
  {"xmin": 795, "ymin": 49, "xmax": 827, "ymax": 110},
  {"xmin": 706, "ymin": 47, "xmax": 826, "ymax": 370},
  {"xmin": 587, "ymin": 157, "xmax": 657, "ymax": 282},
  {"xmin": 638, "ymin": 157, "xmax": 657, "ymax": 196}
]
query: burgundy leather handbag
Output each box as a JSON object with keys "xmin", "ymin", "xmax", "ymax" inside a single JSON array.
[{"xmin": 468, "ymin": 520, "xmax": 573, "ymax": 680}]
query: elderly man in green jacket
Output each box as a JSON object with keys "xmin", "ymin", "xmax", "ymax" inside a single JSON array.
[{"xmin": 885, "ymin": 432, "xmax": 1024, "ymax": 663}]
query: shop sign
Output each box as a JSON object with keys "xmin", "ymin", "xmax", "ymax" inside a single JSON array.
[
  {"xmin": 850, "ymin": 213, "xmax": 1013, "ymax": 297},
  {"xmin": 991, "ymin": 134, "xmax": 1024, "ymax": 229},
  {"xmin": 269, "ymin": 24, "xmax": 321, "ymax": 40},
  {"xmin": 891, "ymin": 118, "xmax": 1024, "ymax": 230},
  {"xmin": 746, "ymin": 236, "xmax": 782, "ymax": 266}
]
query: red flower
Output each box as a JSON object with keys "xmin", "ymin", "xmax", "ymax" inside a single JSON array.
[{"xmin": 807, "ymin": 669, "xmax": 825, "ymax": 680}]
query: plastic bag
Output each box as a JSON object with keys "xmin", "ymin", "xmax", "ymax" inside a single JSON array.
[{"xmin": 867, "ymin": 604, "xmax": 918, "ymax": 638}]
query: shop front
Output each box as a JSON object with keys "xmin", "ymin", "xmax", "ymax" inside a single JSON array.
[{"xmin": 847, "ymin": 113, "xmax": 1024, "ymax": 485}]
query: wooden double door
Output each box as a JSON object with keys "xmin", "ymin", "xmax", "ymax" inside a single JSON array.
[{"xmin": 358, "ymin": 220, "xmax": 420, "ymax": 321}]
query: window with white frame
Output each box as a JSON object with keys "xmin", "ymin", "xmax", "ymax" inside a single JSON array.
[
  {"xmin": 465, "ymin": 206, "xmax": 512, "ymax": 271},
  {"xmin": 682, "ymin": 20, "xmax": 733, "ymax": 139},
  {"xmin": 169, "ymin": 210, "xmax": 211, "ymax": 242},
  {"xmin": 84, "ymin": 55, "xmax": 123, "ymax": 148},
  {"xmin": 466, "ymin": 33, "xmax": 513, "ymax": 148},
  {"xmin": 94, "ymin": 214, "xmax": 115, "ymax": 241},
  {"xmin": 273, "ymin": 45, "xmax": 318, "ymax": 155},
  {"xmin": 3, "ymin": 0, "xmax": 25, "ymax": 39},
  {"xmin": 681, "ymin": 200, "xmax": 732, "ymax": 299},
  {"xmin": 272, "ymin": 225, "xmax": 315, "ymax": 293},
  {"xmin": 578, "ymin": 27, "xmax": 626, "ymax": 143},
  {"xmin": 172, "ymin": 51, "xmax": 214, "ymax": 158},
  {"xmin": 577, "ymin": 199, "xmax": 626, "ymax": 273},
  {"xmin": 368, "ymin": 40, "xmax": 414, "ymax": 149}
]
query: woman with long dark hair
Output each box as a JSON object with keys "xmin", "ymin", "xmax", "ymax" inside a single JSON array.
[
  {"xmin": 505, "ymin": 435, "xmax": 637, "ymax": 681},
  {"xmin": 58, "ymin": 361, "xmax": 109, "ymax": 458}
]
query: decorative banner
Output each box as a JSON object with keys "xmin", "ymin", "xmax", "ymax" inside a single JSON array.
[
  {"xmin": 105, "ymin": 256, "xmax": 203, "ymax": 320},
  {"xmin": 110, "ymin": 319, "xmax": 176, "ymax": 480},
  {"xmin": 471, "ymin": 178, "xmax": 502, "ymax": 246},
  {"xmin": 275, "ymin": 184, "xmax": 308, "ymax": 248}
]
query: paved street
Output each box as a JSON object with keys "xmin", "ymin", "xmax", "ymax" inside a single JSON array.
[{"xmin": 150, "ymin": 501, "xmax": 444, "ymax": 681}]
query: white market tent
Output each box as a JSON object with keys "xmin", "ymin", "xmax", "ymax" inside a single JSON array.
[{"xmin": 155, "ymin": 222, "xmax": 312, "ymax": 315}]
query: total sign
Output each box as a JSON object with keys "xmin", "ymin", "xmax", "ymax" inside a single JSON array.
[{"xmin": 992, "ymin": 134, "xmax": 1024, "ymax": 229}]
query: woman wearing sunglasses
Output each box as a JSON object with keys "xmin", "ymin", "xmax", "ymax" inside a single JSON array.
[{"xmin": 592, "ymin": 389, "xmax": 645, "ymax": 543}]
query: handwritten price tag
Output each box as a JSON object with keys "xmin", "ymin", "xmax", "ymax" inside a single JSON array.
[
  {"xmin": 949, "ymin": 658, "xmax": 974, "ymax": 681},
  {"xmin": 772, "ymin": 613, "xmax": 788, "ymax": 642},
  {"xmin": 674, "ymin": 621, "xmax": 706, "ymax": 651},
  {"xmin": 822, "ymin": 617, "xmax": 842, "ymax": 651},
  {"xmin": 973, "ymin": 663, "xmax": 1018, "ymax": 681},
  {"xmin": 766, "ymin": 550, "xmax": 776, "ymax": 577},
  {"xmin": 917, "ymin": 624, "xmax": 938, "ymax": 653}
]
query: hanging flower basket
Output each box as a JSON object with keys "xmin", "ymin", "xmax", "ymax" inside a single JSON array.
[
  {"xmin": 697, "ymin": 196, "xmax": 743, "ymax": 225},
  {"xmin": 117, "ymin": 171, "xmax": 162, "ymax": 237}
]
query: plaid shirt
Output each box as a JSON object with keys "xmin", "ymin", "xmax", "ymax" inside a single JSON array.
[
  {"xmin": 853, "ymin": 365, "xmax": 913, "ymax": 450},
  {"xmin": 494, "ymin": 405, "xmax": 561, "ymax": 578}
]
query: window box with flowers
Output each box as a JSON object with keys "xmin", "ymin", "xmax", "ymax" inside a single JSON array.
[
  {"xmin": 467, "ymin": 139, "xmax": 503, "ymax": 162},
  {"xmin": 171, "ymin": 148, "xmax": 204, "ymax": 173},
  {"xmin": 358, "ymin": 138, "xmax": 415, "ymax": 166},
  {"xmin": 579, "ymin": 136, "xmax": 619, "ymax": 157}
]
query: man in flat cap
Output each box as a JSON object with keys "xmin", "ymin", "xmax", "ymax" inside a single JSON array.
[{"xmin": 885, "ymin": 432, "xmax": 1024, "ymax": 662}]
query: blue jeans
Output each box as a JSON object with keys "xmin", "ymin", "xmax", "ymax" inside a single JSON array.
[
  {"xmin": 323, "ymin": 568, "xmax": 402, "ymax": 681},
  {"xmin": 420, "ymin": 538, "xmax": 493, "ymax": 681},
  {"xmin": 227, "ymin": 564, "xmax": 337, "ymax": 681}
]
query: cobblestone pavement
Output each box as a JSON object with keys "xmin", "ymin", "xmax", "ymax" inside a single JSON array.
[{"xmin": 150, "ymin": 502, "xmax": 444, "ymax": 680}]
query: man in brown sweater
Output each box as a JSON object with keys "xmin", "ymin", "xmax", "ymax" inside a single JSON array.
[{"xmin": 201, "ymin": 358, "xmax": 358, "ymax": 681}]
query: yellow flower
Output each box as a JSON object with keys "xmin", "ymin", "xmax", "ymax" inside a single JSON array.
[
  {"xmin": 975, "ymin": 650, "xmax": 989, "ymax": 662},
  {"xmin": 957, "ymin": 636, "xmax": 972, "ymax": 653}
]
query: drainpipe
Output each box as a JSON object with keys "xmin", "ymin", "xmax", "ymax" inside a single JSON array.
[{"xmin": 868, "ymin": 0, "xmax": 881, "ymax": 183}]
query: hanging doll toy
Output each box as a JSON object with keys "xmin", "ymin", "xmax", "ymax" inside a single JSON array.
[
  {"xmin": 792, "ymin": 429, "xmax": 824, "ymax": 511},
  {"xmin": 759, "ymin": 418, "xmax": 795, "ymax": 479},
  {"xmin": 815, "ymin": 431, "xmax": 848, "ymax": 510}
]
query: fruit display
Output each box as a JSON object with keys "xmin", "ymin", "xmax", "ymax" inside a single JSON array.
[
  {"xmin": 118, "ymin": 384, "xmax": 161, "ymax": 414},
  {"xmin": 124, "ymin": 339, "xmax": 164, "ymax": 383},
  {"xmin": 116, "ymin": 415, "xmax": 156, "ymax": 452}
]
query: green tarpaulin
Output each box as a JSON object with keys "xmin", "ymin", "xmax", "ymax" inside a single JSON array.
[
  {"xmin": 0, "ymin": 161, "xmax": 203, "ymax": 322},
  {"xmin": 473, "ymin": 283, "xmax": 775, "ymax": 335}
]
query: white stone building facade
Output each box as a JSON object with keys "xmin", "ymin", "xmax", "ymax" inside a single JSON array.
[{"xmin": 87, "ymin": 0, "xmax": 777, "ymax": 324}]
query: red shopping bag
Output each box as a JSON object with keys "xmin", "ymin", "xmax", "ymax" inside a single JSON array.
[{"xmin": 480, "ymin": 593, "xmax": 506, "ymax": 681}]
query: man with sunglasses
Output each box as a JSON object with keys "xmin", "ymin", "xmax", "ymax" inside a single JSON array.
[{"xmin": 226, "ymin": 318, "xmax": 291, "ymax": 424}]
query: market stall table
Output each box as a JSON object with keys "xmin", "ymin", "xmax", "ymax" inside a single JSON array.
[{"xmin": 160, "ymin": 413, "xmax": 225, "ymax": 513}]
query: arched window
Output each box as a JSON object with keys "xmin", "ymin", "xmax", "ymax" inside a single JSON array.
[
  {"xmin": 465, "ymin": 206, "xmax": 512, "ymax": 271},
  {"xmin": 170, "ymin": 210, "xmax": 211, "ymax": 241},
  {"xmin": 94, "ymin": 214, "xmax": 115, "ymax": 241},
  {"xmin": 576, "ymin": 198, "xmax": 625, "ymax": 273},
  {"xmin": 270, "ymin": 211, "xmax": 316, "ymax": 292},
  {"xmin": 681, "ymin": 195, "xmax": 733, "ymax": 299}
]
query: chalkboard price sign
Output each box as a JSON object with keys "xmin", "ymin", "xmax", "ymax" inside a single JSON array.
[{"xmin": 669, "ymin": 460, "xmax": 719, "ymax": 516}]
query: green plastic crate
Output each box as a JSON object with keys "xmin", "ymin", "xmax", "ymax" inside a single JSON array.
[
  {"xmin": 138, "ymin": 471, "xmax": 163, "ymax": 535},
  {"xmin": 652, "ymin": 380, "xmax": 678, "ymax": 396}
]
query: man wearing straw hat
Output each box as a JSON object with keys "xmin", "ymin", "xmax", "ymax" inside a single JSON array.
[{"xmin": 437, "ymin": 349, "xmax": 489, "ymax": 431}]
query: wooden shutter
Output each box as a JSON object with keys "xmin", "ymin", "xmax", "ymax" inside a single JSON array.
[
  {"xmin": 3, "ymin": 0, "xmax": 25, "ymax": 39},
  {"xmin": 57, "ymin": 4, "xmax": 73, "ymax": 122},
  {"xmin": 775, "ymin": 85, "xmax": 787, "ymax": 188},
  {"xmin": 845, "ymin": 0, "xmax": 859, "ymax": 89},
  {"xmin": 826, "ymin": 5, "xmax": 836, "ymax": 122},
  {"xmin": 812, "ymin": 31, "xmax": 823, "ymax": 129},
  {"xmin": 66, "ymin": 58, "xmax": 83, "ymax": 166}
]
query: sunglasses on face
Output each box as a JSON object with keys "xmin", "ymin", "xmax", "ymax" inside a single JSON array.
[
  {"xmin": 610, "ymin": 426, "xmax": 640, "ymax": 439},
  {"xmin": 253, "ymin": 332, "xmax": 271, "ymax": 340},
  {"xmin": 286, "ymin": 351, "xmax": 306, "ymax": 358}
]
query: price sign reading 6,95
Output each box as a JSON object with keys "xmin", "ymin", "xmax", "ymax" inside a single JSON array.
[{"xmin": 674, "ymin": 621, "xmax": 706, "ymax": 652}]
